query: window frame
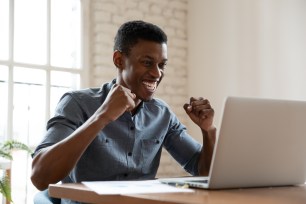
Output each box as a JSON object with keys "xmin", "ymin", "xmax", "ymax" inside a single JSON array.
[
  {"xmin": 0, "ymin": 0, "xmax": 90, "ymax": 202},
  {"xmin": 0, "ymin": 0, "xmax": 90, "ymax": 142}
]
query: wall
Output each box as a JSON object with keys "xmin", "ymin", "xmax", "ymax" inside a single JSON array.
[
  {"xmin": 188, "ymin": 0, "xmax": 306, "ymax": 137},
  {"xmin": 87, "ymin": 0, "xmax": 189, "ymax": 177},
  {"xmin": 86, "ymin": 0, "xmax": 306, "ymax": 178}
]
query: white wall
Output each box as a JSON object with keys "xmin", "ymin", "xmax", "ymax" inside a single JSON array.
[{"xmin": 188, "ymin": 0, "xmax": 306, "ymax": 137}]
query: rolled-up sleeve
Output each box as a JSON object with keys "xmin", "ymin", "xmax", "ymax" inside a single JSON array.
[
  {"xmin": 163, "ymin": 114, "xmax": 202, "ymax": 176},
  {"xmin": 32, "ymin": 93, "xmax": 86, "ymax": 157}
]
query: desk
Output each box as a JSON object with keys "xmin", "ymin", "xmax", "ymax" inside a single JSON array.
[{"xmin": 49, "ymin": 183, "xmax": 306, "ymax": 204}]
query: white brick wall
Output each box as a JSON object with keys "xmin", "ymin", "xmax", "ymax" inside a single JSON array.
[{"xmin": 88, "ymin": 0, "xmax": 189, "ymax": 177}]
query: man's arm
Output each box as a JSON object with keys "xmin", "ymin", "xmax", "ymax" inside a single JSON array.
[
  {"xmin": 31, "ymin": 114, "xmax": 110, "ymax": 190},
  {"xmin": 31, "ymin": 84, "xmax": 136, "ymax": 190},
  {"xmin": 183, "ymin": 97, "xmax": 216, "ymax": 176},
  {"xmin": 198, "ymin": 127, "xmax": 216, "ymax": 175}
]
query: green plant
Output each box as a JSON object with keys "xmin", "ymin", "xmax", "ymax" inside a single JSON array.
[{"xmin": 0, "ymin": 140, "xmax": 32, "ymax": 202}]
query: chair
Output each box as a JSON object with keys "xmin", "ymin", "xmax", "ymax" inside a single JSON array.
[{"xmin": 33, "ymin": 189, "xmax": 61, "ymax": 204}]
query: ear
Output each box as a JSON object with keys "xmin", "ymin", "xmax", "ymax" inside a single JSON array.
[{"xmin": 113, "ymin": 50, "xmax": 124, "ymax": 69}]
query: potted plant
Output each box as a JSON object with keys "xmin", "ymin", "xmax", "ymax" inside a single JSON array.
[{"xmin": 0, "ymin": 140, "xmax": 32, "ymax": 202}]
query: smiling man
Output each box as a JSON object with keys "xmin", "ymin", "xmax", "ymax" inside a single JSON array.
[{"xmin": 31, "ymin": 20, "xmax": 216, "ymax": 204}]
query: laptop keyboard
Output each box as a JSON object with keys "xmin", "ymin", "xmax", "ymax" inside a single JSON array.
[{"xmin": 187, "ymin": 180, "xmax": 208, "ymax": 183}]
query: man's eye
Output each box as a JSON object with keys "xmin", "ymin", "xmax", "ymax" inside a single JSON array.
[
  {"xmin": 159, "ymin": 63, "xmax": 167, "ymax": 70},
  {"xmin": 143, "ymin": 60, "xmax": 153, "ymax": 67}
]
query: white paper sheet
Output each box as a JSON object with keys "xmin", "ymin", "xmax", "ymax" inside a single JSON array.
[{"xmin": 82, "ymin": 180, "xmax": 194, "ymax": 195}]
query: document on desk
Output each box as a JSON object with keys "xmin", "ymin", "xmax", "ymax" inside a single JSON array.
[{"xmin": 82, "ymin": 180, "xmax": 194, "ymax": 195}]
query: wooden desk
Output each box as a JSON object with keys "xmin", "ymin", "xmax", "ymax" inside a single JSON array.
[{"xmin": 49, "ymin": 183, "xmax": 306, "ymax": 204}]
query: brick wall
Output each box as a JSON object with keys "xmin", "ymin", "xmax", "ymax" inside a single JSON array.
[{"xmin": 88, "ymin": 0, "xmax": 189, "ymax": 177}]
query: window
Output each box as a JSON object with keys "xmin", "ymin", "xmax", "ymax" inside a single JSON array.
[{"xmin": 0, "ymin": 0, "xmax": 84, "ymax": 202}]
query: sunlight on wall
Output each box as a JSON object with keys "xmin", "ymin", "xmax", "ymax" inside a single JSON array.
[{"xmin": 188, "ymin": 0, "xmax": 306, "ymax": 136}]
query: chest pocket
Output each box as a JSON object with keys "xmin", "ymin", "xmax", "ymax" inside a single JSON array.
[
  {"xmin": 77, "ymin": 137, "xmax": 127, "ymax": 181},
  {"xmin": 141, "ymin": 138, "xmax": 163, "ymax": 175}
]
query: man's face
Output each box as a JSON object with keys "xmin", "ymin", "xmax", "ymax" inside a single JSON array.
[{"xmin": 117, "ymin": 40, "xmax": 168, "ymax": 101}]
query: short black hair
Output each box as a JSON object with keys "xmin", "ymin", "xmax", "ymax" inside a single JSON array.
[{"xmin": 114, "ymin": 20, "xmax": 167, "ymax": 55}]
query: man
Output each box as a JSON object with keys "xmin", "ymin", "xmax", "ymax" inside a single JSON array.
[{"xmin": 31, "ymin": 20, "xmax": 216, "ymax": 202}]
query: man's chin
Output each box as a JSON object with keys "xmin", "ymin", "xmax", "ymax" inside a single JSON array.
[
  {"xmin": 139, "ymin": 94, "xmax": 154, "ymax": 102},
  {"xmin": 142, "ymin": 98, "xmax": 152, "ymax": 102},
  {"xmin": 142, "ymin": 97, "xmax": 153, "ymax": 102}
]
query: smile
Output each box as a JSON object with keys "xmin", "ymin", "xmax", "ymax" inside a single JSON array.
[{"xmin": 142, "ymin": 81, "xmax": 157, "ymax": 91}]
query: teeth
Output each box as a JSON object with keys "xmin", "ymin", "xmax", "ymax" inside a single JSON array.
[{"xmin": 143, "ymin": 81, "xmax": 156, "ymax": 90}]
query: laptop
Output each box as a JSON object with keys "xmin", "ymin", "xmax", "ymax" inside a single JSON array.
[{"xmin": 160, "ymin": 96, "xmax": 306, "ymax": 189}]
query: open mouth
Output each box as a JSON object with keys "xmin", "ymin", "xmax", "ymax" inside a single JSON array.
[{"xmin": 142, "ymin": 81, "xmax": 157, "ymax": 92}]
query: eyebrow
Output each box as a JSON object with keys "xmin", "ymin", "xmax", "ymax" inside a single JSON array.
[{"xmin": 142, "ymin": 55, "xmax": 168, "ymax": 63}]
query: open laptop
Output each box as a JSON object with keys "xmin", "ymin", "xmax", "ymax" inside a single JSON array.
[{"xmin": 160, "ymin": 96, "xmax": 306, "ymax": 189}]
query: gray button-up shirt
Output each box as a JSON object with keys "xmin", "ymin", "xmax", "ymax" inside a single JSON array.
[{"xmin": 34, "ymin": 79, "xmax": 202, "ymax": 185}]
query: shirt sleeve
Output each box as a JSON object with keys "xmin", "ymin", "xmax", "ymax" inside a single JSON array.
[
  {"xmin": 32, "ymin": 93, "xmax": 86, "ymax": 157},
  {"xmin": 163, "ymin": 113, "xmax": 202, "ymax": 176}
]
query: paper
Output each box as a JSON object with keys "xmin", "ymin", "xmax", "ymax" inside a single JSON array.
[{"xmin": 82, "ymin": 180, "xmax": 194, "ymax": 195}]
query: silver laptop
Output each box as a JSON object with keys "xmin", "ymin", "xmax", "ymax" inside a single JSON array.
[{"xmin": 160, "ymin": 96, "xmax": 306, "ymax": 189}]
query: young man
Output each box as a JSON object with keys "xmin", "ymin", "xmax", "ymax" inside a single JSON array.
[{"xmin": 31, "ymin": 20, "xmax": 216, "ymax": 202}]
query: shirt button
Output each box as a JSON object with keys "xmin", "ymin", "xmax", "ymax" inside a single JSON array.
[
  {"xmin": 130, "ymin": 126, "xmax": 135, "ymax": 130},
  {"xmin": 128, "ymin": 152, "xmax": 132, "ymax": 156},
  {"xmin": 156, "ymin": 140, "xmax": 160, "ymax": 144}
]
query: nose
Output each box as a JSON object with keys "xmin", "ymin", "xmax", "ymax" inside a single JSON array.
[{"xmin": 149, "ymin": 65, "xmax": 162, "ymax": 78}]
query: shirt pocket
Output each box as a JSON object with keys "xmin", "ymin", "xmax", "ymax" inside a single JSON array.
[
  {"xmin": 80, "ymin": 137, "xmax": 126, "ymax": 180},
  {"xmin": 141, "ymin": 138, "xmax": 162, "ymax": 175}
]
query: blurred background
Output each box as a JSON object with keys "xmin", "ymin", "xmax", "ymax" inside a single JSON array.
[{"xmin": 0, "ymin": 0, "xmax": 305, "ymax": 203}]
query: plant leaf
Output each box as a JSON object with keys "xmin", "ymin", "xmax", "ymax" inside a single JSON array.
[
  {"xmin": 0, "ymin": 174, "xmax": 12, "ymax": 202},
  {"xmin": 0, "ymin": 139, "xmax": 32, "ymax": 201},
  {"xmin": 1, "ymin": 140, "xmax": 32, "ymax": 155},
  {"xmin": 0, "ymin": 150, "xmax": 13, "ymax": 160}
]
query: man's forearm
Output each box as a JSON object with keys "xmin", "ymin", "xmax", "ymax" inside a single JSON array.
[
  {"xmin": 198, "ymin": 126, "xmax": 216, "ymax": 176},
  {"xmin": 31, "ymin": 114, "xmax": 110, "ymax": 190}
]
